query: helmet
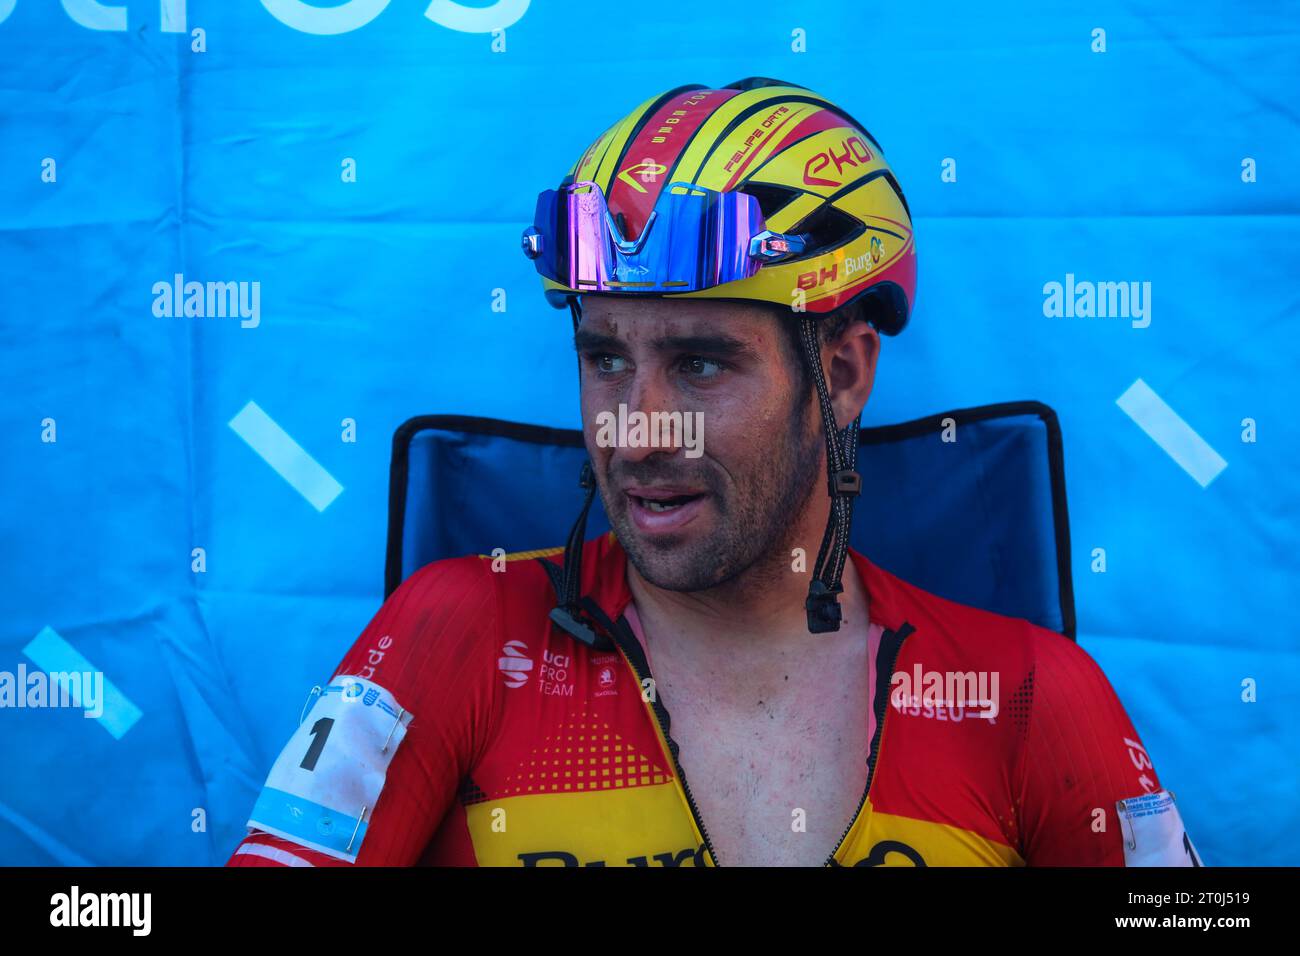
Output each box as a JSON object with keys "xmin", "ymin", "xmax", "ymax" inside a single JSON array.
[
  {"xmin": 524, "ymin": 77, "xmax": 917, "ymax": 638},
  {"xmin": 525, "ymin": 76, "xmax": 916, "ymax": 333}
]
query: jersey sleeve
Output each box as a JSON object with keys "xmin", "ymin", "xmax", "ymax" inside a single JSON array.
[
  {"xmin": 225, "ymin": 557, "xmax": 501, "ymax": 867},
  {"xmin": 1014, "ymin": 624, "xmax": 1198, "ymax": 866}
]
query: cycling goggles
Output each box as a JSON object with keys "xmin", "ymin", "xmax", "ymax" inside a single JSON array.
[{"xmin": 521, "ymin": 180, "xmax": 806, "ymax": 294}]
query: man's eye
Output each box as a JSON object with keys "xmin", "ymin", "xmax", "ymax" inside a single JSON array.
[
  {"xmin": 592, "ymin": 353, "xmax": 628, "ymax": 374},
  {"xmin": 681, "ymin": 356, "xmax": 725, "ymax": 378}
]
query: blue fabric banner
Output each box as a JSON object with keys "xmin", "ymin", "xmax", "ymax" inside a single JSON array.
[{"xmin": 0, "ymin": 0, "xmax": 1295, "ymax": 865}]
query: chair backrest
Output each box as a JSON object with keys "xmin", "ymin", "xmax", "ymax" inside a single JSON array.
[{"xmin": 385, "ymin": 401, "xmax": 1076, "ymax": 639}]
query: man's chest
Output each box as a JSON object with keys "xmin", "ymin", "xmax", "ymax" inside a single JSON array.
[
  {"xmin": 653, "ymin": 651, "xmax": 875, "ymax": 866},
  {"xmin": 436, "ymin": 617, "xmax": 1025, "ymax": 867}
]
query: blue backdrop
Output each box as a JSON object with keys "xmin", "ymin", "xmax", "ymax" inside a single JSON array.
[{"xmin": 0, "ymin": 0, "xmax": 1295, "ymax": 866}]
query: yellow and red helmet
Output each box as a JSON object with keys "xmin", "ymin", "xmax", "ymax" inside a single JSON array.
[{"xmin": 523, "ymin": 76, "xmax": 916, "ymax": 335}]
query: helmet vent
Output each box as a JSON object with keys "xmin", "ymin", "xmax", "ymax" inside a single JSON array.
[
  {"xmin": 723, "ymin": 76, "xmax": 810, "ymax": 92},
  {"xmin": 787, "ymin": 203, "xmax": 864, "ymax": 261},
  {"xmin": 737, "ymin": 182, "xmax": 800, "ymax": 220}
]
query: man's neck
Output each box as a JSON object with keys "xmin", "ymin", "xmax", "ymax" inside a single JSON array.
[{"xmin": 623, "ymin": 542, "xmax": 870, "ymax": 661}]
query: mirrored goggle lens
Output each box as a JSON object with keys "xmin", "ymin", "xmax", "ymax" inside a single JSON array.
[{"xmin": 523, "ymin": 181, "xmax": 768, "ymax": 294}]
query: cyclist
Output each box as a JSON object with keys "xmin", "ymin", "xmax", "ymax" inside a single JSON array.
[{"xmin": 227, "ymin": 77, "xmax": 1199, "ymax": 867}]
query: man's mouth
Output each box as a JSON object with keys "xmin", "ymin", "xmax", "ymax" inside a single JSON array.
[
  {"xmin": 632, "ymin": 493, "xmax": 703, "ymax": 512},
  {"xmin": 624, "ymin": 487, "xmax": 708, "ymax": 533}
]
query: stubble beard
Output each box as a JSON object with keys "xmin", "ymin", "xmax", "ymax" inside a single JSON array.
[{"xmin": 600, "ymin": 394, "xmax": 824, "ymax": 597}]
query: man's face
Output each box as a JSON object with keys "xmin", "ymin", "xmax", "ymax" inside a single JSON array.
[{"xmin": 575, "ymin": 297, "xmax": 824, "ymax": 592}]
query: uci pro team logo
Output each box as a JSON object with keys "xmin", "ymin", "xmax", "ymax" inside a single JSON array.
[{"xmin": 0, "ymin": 1, "xmax": 530, "ymax": 35}]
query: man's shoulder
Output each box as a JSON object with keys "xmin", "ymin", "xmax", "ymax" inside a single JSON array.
[
  {"xmin": 340, "ymin": 548, "xmax": 570, "ymax": 690},
  {"xmin": 395, "ymin": 546, "xmax": 560, "ymax": 610},
  {"xmin": 855, "ymin": 551, "xmax": 1080, "ymax": 672},
  {"xmin": 857, "ymin": 553, "xmax": 1125, "ymax": 741},
  {"xmin": 384, "ymin": 533, "xmax": 627, "ymax": 632}
]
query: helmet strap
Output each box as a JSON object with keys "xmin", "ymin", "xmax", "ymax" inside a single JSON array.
[
  {"xmin": 797, "ymin": 316, "xmax": 862, "ymax": 633},
  {"xmin": 547, "ymin": 295, "xmax": 605, "ymax": 644},
  {"xmin": 548, "ymin": 459, "xmax": 604, "ymax": 646}
]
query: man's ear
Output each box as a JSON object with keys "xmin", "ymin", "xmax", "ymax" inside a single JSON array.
[{"xmin": 826, "ymin": 321, "xmax": 880, "ymax": 430}]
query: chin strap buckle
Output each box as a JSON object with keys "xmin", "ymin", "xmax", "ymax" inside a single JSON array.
[
  {"xmin": 805, "ymin": 579, "xmax": 844, "ymax": 634},
  {"xmin": 832, "ymin": 469, "xmax": 862, "ymax": 497},
  {"xmin": 548, "ymin": 606, "xmax": 602, "ymax": 649}
]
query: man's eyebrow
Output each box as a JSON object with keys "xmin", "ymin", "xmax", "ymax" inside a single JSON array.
[
  {"xmin": 650, "ymin": 333, "xmax": 755, "ymax": 358},
  {"xmin": 573, "ymin": 329, "xmax": 622, "ymax": 353},
  {"xmin": 573, "ymin": 328, "xmax": 756, "ymax": 358}
]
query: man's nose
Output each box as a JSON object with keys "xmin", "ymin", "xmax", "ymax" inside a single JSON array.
[{"xmin": 616, "ymin": 368, "xmax": 682, "ymax": 464}]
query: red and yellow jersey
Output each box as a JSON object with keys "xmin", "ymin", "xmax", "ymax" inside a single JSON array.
[{"xmin": 226, "ymin": 533, "xmax": 1197, "ymax": 868}]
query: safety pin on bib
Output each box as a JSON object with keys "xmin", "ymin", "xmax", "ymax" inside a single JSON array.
[
  {"xmin": 1116, "ymin": 799, "xmax": 1137, "ymax": 851},
  {"xmin": 1117, "ymin": 790, "xmax": 1180, "ymax": 855},
  {"xmin": 381, "ymin": 708, "xmax": 406, "ymax": 754},
  {"xmin": 299, "ymin": 685, "xmax": 323, "ymax": 725},
  {"xmin": 347, "ymin": 805, "xmax": 368, "ymax": 854}
]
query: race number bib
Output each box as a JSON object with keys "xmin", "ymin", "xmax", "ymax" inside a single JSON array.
[
  {"xmin": 1117, "ymin": 790, "xmax": 1202, "ymax": 866},
  {"xmin": 247, "ymin": 676, "xmax": 414, "ymax": 862}
]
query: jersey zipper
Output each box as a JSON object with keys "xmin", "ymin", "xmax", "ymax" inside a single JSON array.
[
  {"xmin": 823, "ymin": 621, "xmax": 916, "ymax": 867},
  {"xmin": 605, "ymin": 616, "xmax": 720, "ymax": 867}
]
